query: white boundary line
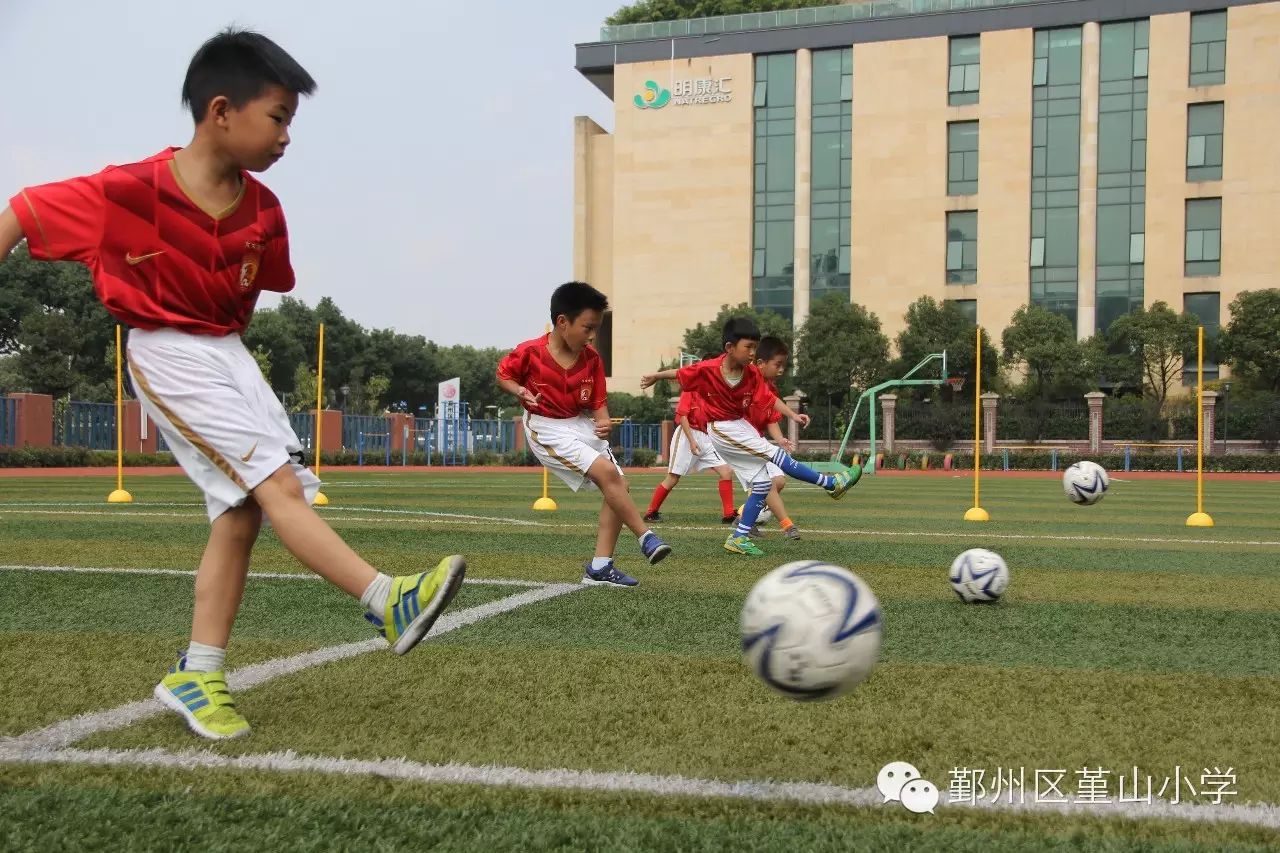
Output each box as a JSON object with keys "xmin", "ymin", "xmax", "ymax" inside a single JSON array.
[
  {"xmin": 4, "ymin": 506, "xmax": 1279, "ymax": 547},
  {"xmin": 1, "ymin": 745, "xmax": 1277, "ymax": 832},
  {"xmin": 0, "ymin": 565, "xmax": 548, "ymax": 588},
  {"xmin": 1, "ymin": 582, "xmax": 580, "ymax": 752}
]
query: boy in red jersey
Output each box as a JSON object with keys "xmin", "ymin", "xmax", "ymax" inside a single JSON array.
[
  {"xmin": 0, "ymin": 30, "xmax": 465, "ymax": 740},
  {"xmin": 642, "ymin": 317, "xmax": 861, "ymax": 556},
  {"xmin": 742, "ymin": 336, "xmax": 802, "ymax": 540},
  {"xmin": 643, "ymin": 389, "xmax": 739, "ymax": 524},
  {"xmin": 497, "ymin": 282, "xmax": 671, "ymax": 587}
]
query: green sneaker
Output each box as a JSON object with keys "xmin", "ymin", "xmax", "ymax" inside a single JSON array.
[
  {"xmin": 724, "ymin": 533, "xmax": 765, "ymax": 556},
  {"xmin": 369, "ymin": 555, "xmax": 467, "ymax": 655},
  {"xmin": 154, "ymin": 663, "xmax": 250, "ymax": 740},
  {"xmin": 829, "ymin": 464, "xmax": 863, "ymax": 500}
]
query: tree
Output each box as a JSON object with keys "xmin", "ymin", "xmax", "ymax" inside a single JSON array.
[
  {"xmin": 892, "ymin": 296, "xmax": 999, "ymax": 399},
  {"xmin": 606, "ymin": 0, "xmax": 840, "ymax": 26},
  {"xmin": 243, "ymin": 308, "xmax": 306, "ymax": 392},
  {"xmin": 1000, "ymin": 304, "xmax": 1089, "ymax": 400},
  {"xmin": 15, "ymin": 310, "xmax": 80, "ymax": 399},
  {"xmin": 793, "ymin": 293, "xmax": 890, "ymax": 406},
  {"xmin": 1219, "ymin": 289, "xmax": 1280, "ymax": 391},
  {"xmin": 1105, "ymin": 302, "xmax": 1199, "ymax": 409},
  {"xmin": 682, "ymin": 302, "xmax": 792, "ymax": 362}
]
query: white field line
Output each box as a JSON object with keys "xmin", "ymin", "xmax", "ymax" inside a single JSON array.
[
  {"xmin": 0, "ymin": 582, "xmax": 580, "ymax": 752},
  {"xmin": 0, "ymin": 564, "xmax": 548, "ymax": 588},
  {"xmin": 4, "ymin": 508, "xmax": 1280, "ymax": 548},
  {"xmin": 1, "ymin": 746, "xmax": 1277, "ymax": 832}
]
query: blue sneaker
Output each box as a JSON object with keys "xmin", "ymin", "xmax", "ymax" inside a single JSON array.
[
  {"xmin": 581, "ymin": 561, "xmax": 639, "ymax": 588},
  {"xmin": 640, "ymin": 531, "xmax": 672, "ymax": 565}
]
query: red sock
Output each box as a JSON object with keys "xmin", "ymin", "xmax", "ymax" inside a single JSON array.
[
  {"xmin": 718, "ymin": 479, "xmax": 735, "ymax": 516},
  {"xmin": 648, "ymin": 484, "xmax": 671, "ymax": 514}
]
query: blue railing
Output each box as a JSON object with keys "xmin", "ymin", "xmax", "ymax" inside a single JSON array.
[
  {"xmin": 611, "ymin": 420, "xmax": 662, "ymax": 465},
  {"xmin": 62, "ymin": 401, "xmax": 116, "ymax": 450},
  {"xmin": 470, "ymin": 418, "xmax": 516, "ymax": 455},
  {"xmin": 289, "ymin": 412, "xmax": 316, "ymax": 452},
  {"xmin": 342, "ymin": 415, "xmax": 388, "ymax": 451},
  {"xmin": 0, "ymin": 397, "xmax": 15, "ymax": 447}
]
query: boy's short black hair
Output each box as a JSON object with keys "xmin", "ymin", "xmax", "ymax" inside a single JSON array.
[
  {"xmin": 182, "ymin": 28, "xmax": 317, "ymax": 123},
  {"xmin": 722, "ymin": 316, "xmax": 762, "ymax": 347},
  {"xmin": 756, "ymin": 336, "xmax": 789, "ymax": 364},
  {"xmin": 550, "ymin": 281, "xmax": 609, "ymax": 323}
]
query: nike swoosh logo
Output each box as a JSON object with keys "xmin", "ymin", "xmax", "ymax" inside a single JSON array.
[
  {"xmin": 125, "ymin": 251, "xmax": 165, "ymax": 265},
  {"xmin": 240, "ymin": 442, "xmax": 258, "ymax": 463}
]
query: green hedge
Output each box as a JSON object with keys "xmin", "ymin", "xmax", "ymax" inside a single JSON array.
[{"xmin": 0, "ymin": 447, "xmax": 658, "ymax": 469}]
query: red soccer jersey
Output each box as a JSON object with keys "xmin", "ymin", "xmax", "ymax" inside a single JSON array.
[
  {"xmin": 675, "ymin": 391, "xmax": 710, "ymax": 433},
  {"xmin": 496, "ymin": 334, "xmax": 607, "ymax": 419},
  {"xmin": 746, "ymin": 380, "xmax": 783, "ymax": 434},
  {"xmin": 675, "ymin": 355, "xmax": 765, "ymax": 423},
  {"xmin": 10, "ymin": 148, "xmax": 294, "ymax": 336}
]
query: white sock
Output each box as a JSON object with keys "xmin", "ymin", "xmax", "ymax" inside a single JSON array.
[
  {"xmin": 185, "ymin": 641, "xmax": 226, "ymax": 673},
  {"xmin": 638, "ymin": 529, "xmax": 655, "ymax": 544},
  {"xmin": 591, "ymin": 557, "xmax": 612, "ymax": 570},
  {"xmin": 360, "ymin": 573, "xmax": 394, "ymax": 617}
]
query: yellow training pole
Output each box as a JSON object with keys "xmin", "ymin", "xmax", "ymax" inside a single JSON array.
[
  {"xmin": 312, "ymin": 322, "xmax": 330, "ymax": 506},
  {"xmin": 107, "ymin": 324, "xmax": 133, "ymax": 503},
  {"xmin": 1186, "ymin": 325, "xmax": 1213, "ymax": 527},
  {"xmin": 533, "ymin": 323, "xmax": 558, "ymax": 511},
  {"xmin": 964, "ymin": 324, "xmax": 989, "ymax": 522}
]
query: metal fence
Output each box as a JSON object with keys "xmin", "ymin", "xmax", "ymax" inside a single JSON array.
[
  {"xmin": 289, "ymin": 412, "xmax": 316, "ymax": 452},
  {"xmin": 611, "ymin": 420, "xmax": 662, "ymax": 465},
  {"xmin": 0, "ymin": 397, "xmax": 15, "ymax": 447},
  {"xmin": 470, "ymin": 418, "xmax": 517, "ymax": 455},
  {"xmin": 61, "ymin": 401, "xmax": 116, "ymax": 450}
]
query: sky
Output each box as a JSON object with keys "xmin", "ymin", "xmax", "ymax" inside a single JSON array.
[{"xmin": 0, "ymin": 0, "xmax": 620, "ymax": 348}]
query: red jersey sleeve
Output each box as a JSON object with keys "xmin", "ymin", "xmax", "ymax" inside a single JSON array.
[
  {"xmin": 675, "ymin": 360, "xmax": 712, "ymax": 395},
  {"xmin": 496, "ymin": 345, "xmax": 528, "ymax": 385},
  {"xmin": 589, "ymin": 351, "xmax": 608, "ymax": 410},
  {"xmin": 255, "ymin": 203, "xmax": 295, "ymax": 294},
  {"xmin": 674, "ymin": 392, "xmax": 693, "ymax": 422},
  {"xmin": 10, "ymin": 173, "xmax": 106, "ymax": 264}
]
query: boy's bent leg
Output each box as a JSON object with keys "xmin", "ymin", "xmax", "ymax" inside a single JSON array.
[{"xmin": 587, "ymin": 456, "xmax": 671, "ymax": 566}]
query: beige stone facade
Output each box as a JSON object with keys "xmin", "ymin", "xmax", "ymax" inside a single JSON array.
[{"xmin": 575, "ymin": 4, "xmax": 1280, "ymax": 393}]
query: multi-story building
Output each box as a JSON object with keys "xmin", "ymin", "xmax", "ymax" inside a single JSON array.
[{"xmin": 574, "ymin": 0, "xmax": 1279, "ymax": 390}]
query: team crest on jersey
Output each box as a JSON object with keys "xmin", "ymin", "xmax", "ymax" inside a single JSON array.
[
  {"xmin": 240, "ymin": 241, "xmax": 266, "ymax": 289},
  {"xmin": 579, "ymin": 378, "xmax": 594, "ymax": 403}
]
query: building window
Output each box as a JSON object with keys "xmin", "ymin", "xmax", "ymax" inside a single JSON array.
[
  {"xmin": 946, "ymin": 211, "xmax": 977, "ymax": 285},
  {"xmin": 1190, "ymin": 10, "xmax": 1227, "ymax": 87},
  {"xmin": 947, "ymin": 121, "xmax": 979, "ymax": 196},
  {"xmin": 1183, "ymin": 292, "xmax": 1220, "ymax": 382},
  {"xmin": 948, "ymin": 299, "xmax": 978, "ymax": 326},
  {"xmin": 1095, "ymin": 19, "xmax": 1149, "ymax": 336},
  {"xmin": 1185, "ymin": 198, "xmax": 1221, "ymax": 277},
  {"xmin": 1187, "ymin": 102, "xmax": 1224, "ymax": 182},
  {"xmin": 752, "ymin": 53, "xmax": 797, "ymax": 323},
  {"xmin": 811, "ymin": 47, "xmax": 852, "ymax": 306},
  {"xmin": 1030, "ymin": 26, "xmax": 1082, "ymax": 328},
  {"xmin": 948, "ymin": 36, "xmax": 980, "ymax": 106}
]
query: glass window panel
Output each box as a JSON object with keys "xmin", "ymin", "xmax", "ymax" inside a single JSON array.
[
  {"xmin": 1187, "ymin": 198, "xmax": 1221, "ymax": 229},
  {"xmin": 1188, "ymin": 102, "xmax": 1224, "ymax": 134},
  {"xmin": 1033, "ymin": 57, "xmax": 1048, "ymax": 86},
  {"xmin": 948, "ymin": 65, "xmax": 964, "ymax": 93},
  {"xmin": 1192, "ymin": 11, "xmax": 1227, "ymax": 43},
  {"xmin": 1204, "ymin": 229, "xmax": 1221, "ymax": 261},
  {"xmin": 840, "ymin": 75, "xmax": 853, "ymax": 101},
  {"xmin": 1099, "ymin": 23, "xmax": 1134, "ymax": 81},
  {"xmin": 813, "ymin": 135, "xmax": 841, "ymax": 188},
  {"xmin": 813, "ymin": 52, "xmax": 843, "ymax": 103},
  {"xmin": 1190, "ymin": 43, "xmax": 1209, "ymax": 75},
  {"xmin": 842, "ymin": 48, "xmax": 853, "ymax": 74},
  {"xmin": 1046, "ymin": 115, "xmax": 1080, "ymax": 176},
  {"xmin": 1186, "ymin": 230, "xmax": 1204, "ymax": 261},
  {"xmin": 1045, "ymin": 207, "xmax": 1079, "ymax": 266},
  {"xmin": 767, "ymin": 54, "xmax": 796, "ymax": 107},
  {"xmin": 946, "ymin": 241, "xmax": 963, "ymax": 270},
  {"xmin": 1134, "ymin": 48, "xmax": 1149, "ymax": 78},
  {"xmin": 753, "ymin": 249, "xmax": 766, "ymax": 277},
  {"xmin": 1130, "ymin": 233, "xmax": 1145, "ymax": 263},
  {"xmin": 1205, "ymin": 134, "xmax": 1223, "ymax": 167},
  {"xmin": 1032, "ymin": 147, "xmax": 1047, "ymax": 176},
  {"xmin": 1097, "ymin": 206, "xmax": 1130, "ymax": 264},
  {"xmin": 1098, "ymin": 112, "xmax": 1133, "ymax": 172},
  {"xmin": 1030, "ymin": 237, "xmax": 1045, "ymax": 267},
  {"xmin": 764, "ymin": 222, "xmax": 793, "ymax": 275},
  {"xmin": 839, "ymin": 246, "xmax": 850, "ymax": 275},
  {"xmin": 951, "ymin": 36, "xmax": 979, "ymax": 63},
  {"xmin": 765, "ymin": 137, "xmax": 794, "ymax": 191},
  {"xmin": 1207, "ymin": 40, "xmax": 1227, "ymax": 72},
  {"xmin": 753, "ymin": 81, "xmax": 767, "ymax": 107},
  {"xmin": 1131, "ymin": 205, "xmax": 1145, "ymax": 231},
  {"xmin": 1188, "ymin": 135, "xmax": 1207, "ymax": 167},
  {"xmin": 1132, "ymin": 142, "xmax": 1147, "ymax": 171}
]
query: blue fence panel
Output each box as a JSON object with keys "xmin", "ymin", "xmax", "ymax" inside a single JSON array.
[
  {"xmin": 356, "ymin": 429, "xmax": 392, "ymax": 466},
  {"xmin": 289, "ymin": 412, "xmax": 316, "ymax": 452},
  {"xmin": 62, "ymin": 401, "xmax": 116, "ymax": 450},
  {"xmin": 342, "ymin": 415, "xmax": 388, "ymax": 450},
  {"xmin": 470, "ymin": 419, "xmax": 515, "ymax": 455},
  {"xmin": 610, "ymin": 420, "xmax": 662, "ymax": 465},
  {"xmin": 0, "ymin": 397, "xmax": 15, "ymax": 447}
]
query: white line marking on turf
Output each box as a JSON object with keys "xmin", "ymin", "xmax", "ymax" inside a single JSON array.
[
  {"xmin": 5, "ymin": 508, "xmax": 1280, "ymax": 548},
  {"xmin": 1, "ymin": 582, "xmax": 581, "ymax": 752},
  {"xmin": 0, "ymin": 565, "xmax": 548, "ymax": 588},
  {"xmin": 1, "ymin": 746, "xmax": 1277, "ymax": 832}
]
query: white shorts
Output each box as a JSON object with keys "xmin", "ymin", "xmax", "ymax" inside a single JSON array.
[
  {"xmin": 737, "ymin": 463, "xmax": 785, "ymax": 493},
  {"xmin": 667, "ymin": 427, "xmax": 726, "ymax": 476},
  {"xmin": 707, "ymin": 419, "xmax": 780, "ymax": 490},
  {"xmin": 127, "ymin": 328, "xmax": 320, "ymax": 522},
  {"xmin": 523, "ymin": 413, "xmax": 622, "ymax": 492}
]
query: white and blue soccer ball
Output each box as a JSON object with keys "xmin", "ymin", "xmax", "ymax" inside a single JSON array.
[
  {"xmin": 738, "ymin": 502, "xmax": 775, "ymax": 524},
  {"xmin": 1063, "ymin": 460, "xmax": 1110, "ymax": 505},
  {"xmin": 740, "ymin": 562, "xmax": 882, "ymax": 700},
  {"xmin": 949, "ymin": 548, "xmax": 1009, "ymax": 603}
]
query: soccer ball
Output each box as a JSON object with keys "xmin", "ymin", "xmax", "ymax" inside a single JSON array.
[
  {"xmin": 738, "ymin": 502, "xmax": 775, "ymax": 524},
  {"xmin": 740, "ymin": 561, "xmax": 882, "ymax": 700},
  {"xmin": 949, "ymin": 548, "xmax": 1009, "ymax": 603},
  {"xmin": 1063, "ymin": 460, "xmax": 1110, "ymax": 505}
]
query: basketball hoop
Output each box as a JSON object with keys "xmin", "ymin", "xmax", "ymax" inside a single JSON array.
[{"xmin": 945, "ymin": 376, "xmax": 966, "ymax": 394}]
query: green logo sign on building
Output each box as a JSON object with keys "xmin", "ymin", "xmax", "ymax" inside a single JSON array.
[{"xmin": 633, "ymin": 80, "xmax": 671, "ymax": 109}]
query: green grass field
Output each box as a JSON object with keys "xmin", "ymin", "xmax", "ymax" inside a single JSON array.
[{"xmin": 2, "ymin": 468, "xmax": 1279, "ymax": 851}]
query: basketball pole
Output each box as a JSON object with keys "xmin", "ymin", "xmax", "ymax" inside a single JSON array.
[
  {"xmin": 533, "ymin": 323, "xmax": 557, "ymax": 511},
  {"xmin": 312, "ymin": 322, "xmax": 330, "ymax": 506},
  {"xmin": 1186, "ymin": 325, "xmax": 1213, "ymax": 527},
  {"xmin": 964, "ymin": 324, "xmax": 989, "ymax": 522},
  {"xmin": 106, "ymin": 324, "xmax": 133, "ymax": 504}
]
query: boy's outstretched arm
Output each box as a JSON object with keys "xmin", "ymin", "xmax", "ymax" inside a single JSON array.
[
  {"xmin": 772, "ymin": 396, "xmax": 811, "ymax": 428},
  {"xmin": 497, "ymin": 376, "xmax": 540, "ymax": 408},
  {"xmin": 640, "ymin": 368, "xmax": 679, "ymax": 389},
  {"xmin": 0, "ymin": 206, "xmax": 23, "ymax": 257}
]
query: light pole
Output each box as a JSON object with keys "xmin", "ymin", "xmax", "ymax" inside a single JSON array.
[
  {"xmin": 1222, "ymin": 382, "xmax": 1231, "ymax": 453},
  {"xmin": 340, "ymin": 384, "xmax": 350, "ymax": 412}
]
